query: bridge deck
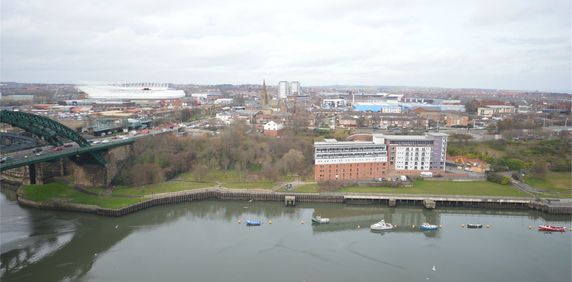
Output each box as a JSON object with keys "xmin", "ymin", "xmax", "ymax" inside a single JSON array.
[{"xmin": 0, "ymin": 139, "xmax": 135, "ymax": 172}]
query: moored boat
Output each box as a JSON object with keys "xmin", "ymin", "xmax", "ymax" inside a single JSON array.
[
  {"xmin": 246, "ymin": 220, "xmax": 261, "ymax": 226},
  {"xmin": 420, "ymin": 223, "xmax": 439, "ymax": 231},
  {"xmin": 370, "ymin": 219, "xmax": 394, "ymax": 231},
  {"xmin": 538, "ymin": 225, "xmax": 566, "ymax": 232},
  {"xmin": 467, "ymin": 224, "xmax": 483, "ymax": 229},
  {"xmin": 312, "ymin": 216, "xmax": 330, "ymax": 224}
]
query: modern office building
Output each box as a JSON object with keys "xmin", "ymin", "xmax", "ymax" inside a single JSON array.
[
  {"xmin": 314, "ymin": 133, "xmax": 447, "ymax": 181},
  {"xmin": 278, "ymin": 81, "xmax": 289, "ymax": 99}
]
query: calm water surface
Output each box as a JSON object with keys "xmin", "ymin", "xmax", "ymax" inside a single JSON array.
[{"xmin": 1, "ymin": 189, "xmax": 571, "ymax": 282}]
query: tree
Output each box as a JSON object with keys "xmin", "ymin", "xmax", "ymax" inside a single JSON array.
[
  {"xmin": 277, "ymin": 149, "xmax": 305, "ymax": 175},
  {"xmin": 261, "ymin": 162, "xmax": 279, "ymax": 181},
  {"xmin": 464, "ymin": 99, "xmax": 480, "ymax": 115},
  {"xmin": 179, "ymin": 108, "xmax": 192, "ymax": 122},
  {"xmin": 529, "ymin": 160, "xmax": 548, "ymax": 176},
  {"xmin": 130, "ymin": 163, "xmax": 165, "ymax": 186}
]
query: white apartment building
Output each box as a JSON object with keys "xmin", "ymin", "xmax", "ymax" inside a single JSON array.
[
  {"xmin": 314, "ymin": 138, "xmax": 388, "ymax": 165},
  {"xmin": 290, "ymin": 81, "xmax": 301, "ymax": 96},
  {"xmin": 278, "ymin": 81, "xmax": 289, "ymax": 99},
  {"xmin": 394, "ymin": 146, "xmax": 432, "ymax": 170}
]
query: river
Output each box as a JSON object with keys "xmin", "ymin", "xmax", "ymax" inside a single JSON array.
[{"xmin": 1, "ymin": 188, "xmax": 571, "ymax": 282}]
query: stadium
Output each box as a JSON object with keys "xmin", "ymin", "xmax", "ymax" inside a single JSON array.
[{"xmin": 77, "ymin": 83, "xmax": 186, "ymax": 100}]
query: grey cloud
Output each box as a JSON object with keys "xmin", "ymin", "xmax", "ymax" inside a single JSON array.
[{"xmin": 0, "ymin": 0, "xmax": 570, "ymax": 92}]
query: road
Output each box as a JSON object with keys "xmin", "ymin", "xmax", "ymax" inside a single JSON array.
[{"xmin": 0, "ymin": 126, "xmax": 182, "ymax": 170}]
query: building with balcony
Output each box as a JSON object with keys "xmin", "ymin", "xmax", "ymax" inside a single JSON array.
[{"xmin": 314, "ymin": 133, "xmax": 447, "ymax": 181}]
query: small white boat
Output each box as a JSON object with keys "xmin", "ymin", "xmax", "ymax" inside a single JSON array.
[
  {"xmin": 370, "ymin": 219, "xmax": 394, "ymax": 231},
  {"xmin": 312, "ymin": 216, "xmax": 330, "ymax": 224}
]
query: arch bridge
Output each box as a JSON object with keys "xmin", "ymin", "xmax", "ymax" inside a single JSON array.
[{"xmin": 0, "ymin": 110, "xmax": 108, "ymax": 170}]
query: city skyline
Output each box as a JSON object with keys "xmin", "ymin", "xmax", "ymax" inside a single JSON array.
[{"xmin": 1, "ymin": 0, "xmax": 571, "ymax": 93}]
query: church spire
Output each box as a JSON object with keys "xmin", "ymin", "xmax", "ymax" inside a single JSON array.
[{"xmin": 261, "ymin": 80, "xmax": 269, "ymax": 105}]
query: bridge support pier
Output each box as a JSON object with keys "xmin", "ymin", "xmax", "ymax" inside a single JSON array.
[
  {"xmin": 68, "ymin": 144, "xmax": 134, "ymax": 188},
  {"xmin": 10, "ymin": 160, "xmax": 66, "ymax": 185},
  {"xmin": 70, "ymin": 163, "xmax": 112, "ymax": 188}
]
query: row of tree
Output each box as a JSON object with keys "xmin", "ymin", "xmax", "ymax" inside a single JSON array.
[{"xmin": 113, "ymin": 123, "xmax": 315, "ymax": 186}]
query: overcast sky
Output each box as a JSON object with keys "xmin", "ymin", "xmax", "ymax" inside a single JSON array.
[{"xmin": 1, "ymin": 0, "xmax": 571, "ymax": 92}]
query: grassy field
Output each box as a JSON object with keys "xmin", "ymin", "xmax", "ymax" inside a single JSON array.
[
  {"xmin": 22, "ymin": 182, "xmax": 144, "ymax": 209},
  {"xmin": 292, "ymin": 183, "xmax": 319, "ymax": 193},
  {"xmin": 524, "ymin": 172, "xmax": 572, "ymax": 198},
  {"xmin": 180, "ymin": 169, "xmax": 291, "ymax": 189},
  {"xmin": 341, "ymin": 180, "xmax": 530, "ymax": 197},
  {"xmin": 110, "ymin": 180, "xmax": 214, "ymax": 196},
  {"xmin": 222, "ymin": 181, "xmax": 275, "ymax": 190}
]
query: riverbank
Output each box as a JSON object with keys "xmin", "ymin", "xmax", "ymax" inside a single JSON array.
[{"xmin": 15, "ymin": 185, "xmax": 572, "ymax": 216}]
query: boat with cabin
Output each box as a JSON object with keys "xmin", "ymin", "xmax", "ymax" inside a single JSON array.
[
  {"xmin": 370, "ymin": 219, "xmax": 394, "ymax": 231},
  {"xmin": 311, "ymin": 216, "xmax": 330, "ymax": 224}
]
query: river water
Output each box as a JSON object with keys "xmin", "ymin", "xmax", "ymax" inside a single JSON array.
[{"xmin": 1, "ymin": 189, "xmax": 571, "ymax": 282}]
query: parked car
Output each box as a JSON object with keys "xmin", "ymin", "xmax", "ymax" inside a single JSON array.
[
  {"xmin": 52, "ymin": 147, "xmax": 62, "ymax": 152},
  {"xmin": 32, "ymin": 148, "xmax": 42, "ymax": 153}
]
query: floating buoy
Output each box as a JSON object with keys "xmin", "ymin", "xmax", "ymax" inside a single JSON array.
[
  {"xmin": 357, "ymin": 225, "xmax": 361, "ymax": 229},
  {"xmin": 395, "ymin": 225, "xmax": 398, "ymax": 228},
  {"xmin": 461, "ymin": 224, "xmax": 465, "ymax": 228},
  {"xmin": 412, "ymin": 225, "xmax": 416, "ymax": 228},
  {"xmin": 301, "ymin": 220, "xmax": 304, "ymax": 224},
  {"xmin": 569, "ymin": 227, "xmax": 572, "ymax": 231},
  {"xmin": 269, "ymin": 220, "xmax": 272, "ymax": 224},
  {"xmin": 528, "ymin": 226, "xmax": 532, "ymax": 229},
  {"xmin": 237, "ymin": 220, "xmax": 241, "ymax": 224},
  {"xmin": 439, "ymin": 225, "xmax": 443, "ymax": 228},
  {"xmin": 486, "ymin": 225, "xmax": 491, "ymax": 228}
]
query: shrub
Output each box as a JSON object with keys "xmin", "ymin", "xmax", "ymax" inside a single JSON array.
[{"xmin": 487, "ymin": 172, "xmax": 510, "ymax": 185}]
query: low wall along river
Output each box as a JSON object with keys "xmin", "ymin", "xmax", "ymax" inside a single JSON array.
[{"xmin": 16, "ymin": 188, "xmax": 572, "ymax": 216}]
